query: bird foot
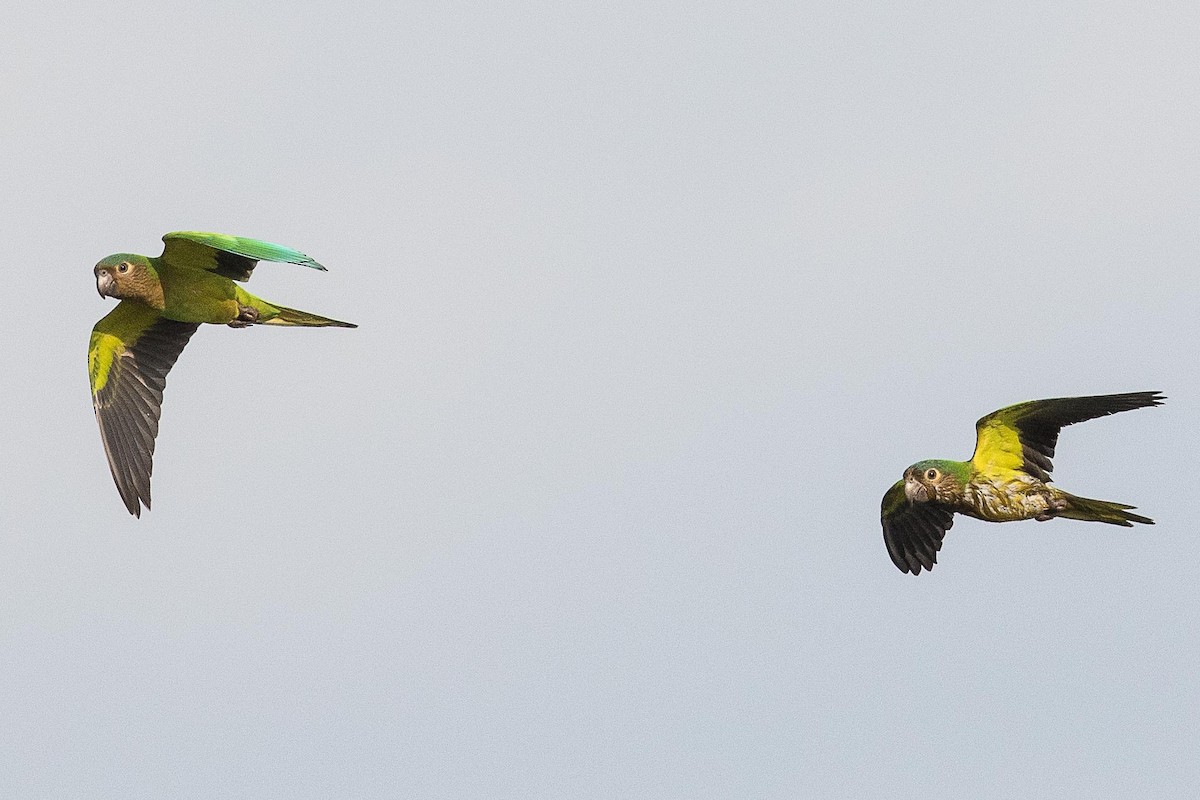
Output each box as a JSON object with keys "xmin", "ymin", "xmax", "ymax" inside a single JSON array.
[
  {"xmin": 228, "ymin": 305, "xmax": 260, "ymax": 328},
  {"xmin": 1035, "ymin": 499, "xmax": 1069, "ymax": 522}
]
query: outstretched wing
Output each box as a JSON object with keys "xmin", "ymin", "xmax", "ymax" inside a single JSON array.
[
  {"xmin": 89, "ymin": 301, "xmax": 200, "ymax": 516},
  {"xmin": 881, "ymin": 480, "xmax": 955, "ymax": 575},
  {"xmin": 160, "ymin": 231, "xmax": 327, "ymax": 282},
  {"xmin": 971, "ymin": 391, "xmax": 1164, "ymax": 481}
]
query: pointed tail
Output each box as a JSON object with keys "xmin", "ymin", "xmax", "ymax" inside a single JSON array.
[
  {"xmin": 261, "ymin": 305, "xmax": 357, "ymax": 328},
  {"xmin": 1059, "ymin": 492, "xmax": 1153, "ymax": 527}
]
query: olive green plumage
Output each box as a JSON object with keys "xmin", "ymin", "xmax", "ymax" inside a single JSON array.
[
  {"xmin": 881, "ymin": 392, "xmax": 1163, "ymax": 575},
  {"xmin": 89, "ymin": 231, "xmax": 356, "ymax": 517}
]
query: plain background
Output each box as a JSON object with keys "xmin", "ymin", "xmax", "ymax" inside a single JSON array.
[{"xmin": 2, "ymin": 1, "xmax": 1197, "ymax": 797}]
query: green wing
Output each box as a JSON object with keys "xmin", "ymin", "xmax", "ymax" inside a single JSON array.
[
  {"xmin": 90, "ymin": 301, "xmax": 200, "ymax": 516},
  {"xmin": 160, "ymin": 231, "xmax": 327, "ymax": 282},
  {"xmin": 971, "ymin": 391, "xmax": 1163, "ymax": 481},
  {"xmin": 881, "ymin": 480, "xmax": 955, "ymax": 575}
]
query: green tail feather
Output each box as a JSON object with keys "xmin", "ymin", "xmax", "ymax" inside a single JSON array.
[
  {"xmin": 262, "ymin": 305, "xmax": 357, "ymax": 328},
  {"xmin": 1059, "ymin": 492, "xmax": 1153, "ymax": 527}
]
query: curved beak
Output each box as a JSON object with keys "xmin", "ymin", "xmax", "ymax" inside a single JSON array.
[
  {"xmin": 904, "ymin": 478, "xmax": 929, "ymax": 503},
  {"xmin": 96, "ymin": 269, "xmax": 115, "ymax": 298}
]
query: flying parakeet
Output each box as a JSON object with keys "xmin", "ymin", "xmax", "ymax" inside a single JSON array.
[
  {"xmin": 881, "ymin": 391, "xmax": 1163, "ymax": 574},
  {"xmin": 88, "ymin": 231, "xmax": 356, "ymax": 516}
]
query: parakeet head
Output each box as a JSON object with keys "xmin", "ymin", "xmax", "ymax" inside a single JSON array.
[
  {"xmin": 903, "ymin": 459, "xmax": 969, "ymax": 504},
  {"xmin": 94, "ymin": 254, "xmax": 159, "ymax": 302}
]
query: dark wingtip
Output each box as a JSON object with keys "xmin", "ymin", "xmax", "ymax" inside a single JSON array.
[
  {"xmin": 120, "ymin": 480, "xmax": 148, "ymax": 517},
  {"xmin": 1111, "ymin": 390, "xmax": 1165, "ymax": 408},
  {"xmin": 1136, "ymin": 390, "xmax": 1166, "ymax": 407},
  {"xmin": 1130, "ymin": 390, "xmax": 1165, "ymax": 408},
  {"xmin": 1089, "ymin": 390, "xmax": 1165, "ymax": 416}
]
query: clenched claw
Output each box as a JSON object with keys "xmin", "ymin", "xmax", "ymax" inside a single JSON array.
[
  {"xmin": 1035, "ymin": 497, "xmax": 1070, "ymax": 522},
  {"xmin": 228, "ymin": 304, "xmax": 260, "ymax": 328}
]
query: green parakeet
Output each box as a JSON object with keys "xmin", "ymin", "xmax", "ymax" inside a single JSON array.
[
  {"xmin": 881, "ymin": 391, "xmax": 1163, "ymax": 574},
  {"xmin": 88, "ymin": 231, "xmax": 356, "ymax": 516}
]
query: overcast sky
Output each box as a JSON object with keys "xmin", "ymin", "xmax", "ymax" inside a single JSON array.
[{"xmin": 1, "ymin": 1, "xmax": 1198, "ymax": 797}]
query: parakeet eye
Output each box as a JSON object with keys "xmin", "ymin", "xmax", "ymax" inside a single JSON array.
[
  {"xmin": 117, "ymin": 263, "xmax": 130, "ymax": 273},
  {"xmin": 925, "ymin": 468, "xmax": 939, "ymax": 480}
]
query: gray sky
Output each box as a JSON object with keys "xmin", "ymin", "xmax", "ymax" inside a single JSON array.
[{"xmin": 2, "ymin": 1, "xmax": 1198, "ymax": 796}]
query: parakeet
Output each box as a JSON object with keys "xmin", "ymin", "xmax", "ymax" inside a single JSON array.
[
  {"xmin": 88, "ymin": 231, "xmax": 356, "ymax": 516},
  {"xmin": 881, "ymin": 391, "xmax": 1163, "ymax": 574}
]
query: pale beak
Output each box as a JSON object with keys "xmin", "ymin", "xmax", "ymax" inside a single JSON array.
[
  {"xmin": 96, "ymin": 270, "xmax": 115, "ymax": 298},
  {"xmin": 904, "ymin": 478, "xmax": 929, "ymax": 503}
]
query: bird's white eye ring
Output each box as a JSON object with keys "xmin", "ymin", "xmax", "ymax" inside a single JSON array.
[
  {"xmin": 117, "ymin": 263, "xmax": 130, "ymax": 273},
  {"xmin": 926, "ymin": 469, "xmax": 938, "ymax": 480}
]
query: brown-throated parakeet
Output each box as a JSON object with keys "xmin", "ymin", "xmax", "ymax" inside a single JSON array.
[
  {"xmin": 881, "ymin": 391, "xmax": 1163, "ymax": 574},
  {"xmin": 88, "ymin": 231, "xmax": 356, "ymax": 516}
]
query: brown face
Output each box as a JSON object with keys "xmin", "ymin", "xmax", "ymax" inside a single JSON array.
[
  {"xmin": 903, "ymin": 464, "xmax": 955, "ymax": 503},
  {"xmin": 94, "ymin": 258, "xmax": 163, "ymax": 307},
  {"xmin": 95, "ymin": 260, "xmax": 135, "ymax": 299}
]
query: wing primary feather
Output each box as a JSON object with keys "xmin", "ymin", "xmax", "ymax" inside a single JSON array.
[
  {"xmin": 975, "ymin": 391, "xmax": 1164, "ymax": 480},
  {"xmin": 162, "ymin": 231, "xmax": 329, "ymax": 281},
  {"xmin": 881, "ymin": 481, "xmax": 955, "ymax": 575},
  {"xmin": 91, "ymin": 311, "xmax": 199, "ymax": 516}
]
